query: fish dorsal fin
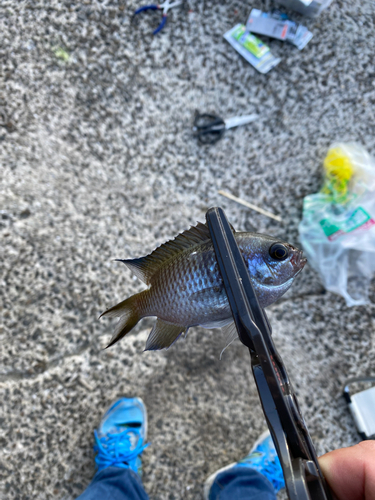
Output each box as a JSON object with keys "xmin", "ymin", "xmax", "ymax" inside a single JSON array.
[{"xmin": 117, "ymin": 222, "xmax": 211, "ymax": 285}]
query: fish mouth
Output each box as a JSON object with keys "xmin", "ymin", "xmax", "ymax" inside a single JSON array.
[
  {"xmin": 291, "ymin": 251, "xmax": 307, "ymax": 269},
  {"xmin": 293, "ymin": 254, "xmax": 307, "ymax": 279}
]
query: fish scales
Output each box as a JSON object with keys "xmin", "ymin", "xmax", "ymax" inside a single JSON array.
[
  {"xmin": 140, "ymin": 241, "xmax": 227, "ymax": 326},
  {"xmin": 101, "ymin": 223, "xmax": 306, "ymax": 351}
]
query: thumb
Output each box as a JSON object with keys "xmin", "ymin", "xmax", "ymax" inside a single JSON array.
[{"xmin": 318, "ymin": 440, "xmax": 375, "ymax": 500}]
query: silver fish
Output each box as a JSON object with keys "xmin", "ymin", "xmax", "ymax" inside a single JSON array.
[{"xmin": 101, "ymin": 223, "xmax": 306, "ymax": 351}]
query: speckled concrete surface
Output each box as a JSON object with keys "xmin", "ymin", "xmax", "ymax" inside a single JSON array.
[{"xmin": 1, "ymin": 1, "xmax": 375, "ymax": 499}]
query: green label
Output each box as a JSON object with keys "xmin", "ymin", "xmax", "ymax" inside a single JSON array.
[
  {"xmin": 319, "ymin": 207, "xmax": 373, "ymax": 240},
  {"xmin": 319, "ymin": 218, "xmax": 341, "ymax": 238},
  {"xmin": 231, "ymin": 24, "xmax": 270, "ymax": 58}
]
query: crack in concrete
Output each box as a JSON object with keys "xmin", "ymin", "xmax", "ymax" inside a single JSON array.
[
  {"xmin": 0, "ymin": 341, "xmax": 92, "ymax": 384},
  {"xmin": 0, "ymin": 290, "xmax": 327, "ymax": 384}
]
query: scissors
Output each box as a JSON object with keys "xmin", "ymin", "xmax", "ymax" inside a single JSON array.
[
  {"xmin": 193, "ymin": 112, "xmax": 259, "ymax": 144},
  {"xmin": 133, "ymin": 0, "xmax": 182, "ymax": 35},
  {"xmin": 206, "ymin": 207, "xmax": 333, "ymax": 500}
]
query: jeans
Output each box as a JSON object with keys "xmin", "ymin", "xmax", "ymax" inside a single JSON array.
[{"xmin": 76, "ymin": 466, "xmax": 276, "ymax": 500}]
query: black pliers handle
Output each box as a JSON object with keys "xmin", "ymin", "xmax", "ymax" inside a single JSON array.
[{"xmin": 206, "ymin": 207, "xmax": 333, "ymax": 500}]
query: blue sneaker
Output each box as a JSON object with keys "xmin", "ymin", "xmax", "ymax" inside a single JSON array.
[
  {"xmin": 93, "ymin": 397, "xmax": 149, "ymax": 476},
  {"xmin": 203, "ymin": 430, "xmax": 285, "ymax": 499}
]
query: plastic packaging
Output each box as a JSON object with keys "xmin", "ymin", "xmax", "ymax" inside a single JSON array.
[
  {"xmin": 275, "ymin": 0, "xmax": 332, "ymax": 17},
  {"xmin": 246, "ymin": 9, "xmax": 313, "ymax": 50},
  {"xmin": 299, "ymin": 143, "xmax": 375, "ymax": 306},
  {"xmin": 223, "ymin": 24, "xmax": 281, "ymax": 74}
]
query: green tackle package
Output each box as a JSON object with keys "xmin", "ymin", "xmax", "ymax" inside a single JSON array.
[{"xmin": 223, "ymin": 24, "xmax": 281, "ymax": 74}]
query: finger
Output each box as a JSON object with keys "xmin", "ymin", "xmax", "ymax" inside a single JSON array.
[{"xmin": 319, "ymin": 440, "xmax": 375, "ymax": 500}]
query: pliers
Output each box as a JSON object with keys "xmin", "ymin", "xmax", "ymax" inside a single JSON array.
[
  {"xmin": 133, "ymin": 0, "xmax": 182, "ymax": 35},
  {"xmin": 206, "ymin": 207, "xmax": 333, "ymax": 500}
]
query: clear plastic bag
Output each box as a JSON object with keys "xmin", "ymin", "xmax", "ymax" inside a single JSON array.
[{"xmin": 299, "ymin": 143, "xmax": 375, "ymax": 306}]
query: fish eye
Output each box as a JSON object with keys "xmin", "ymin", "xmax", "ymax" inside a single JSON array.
[{"xmin": 269, "ymin": 243, "xmax": 289, "ymax": 261}]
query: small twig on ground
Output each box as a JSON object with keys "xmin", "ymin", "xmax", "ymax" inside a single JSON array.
[{"xmin": 218, "ymin": 190, "xmax": 282, "ymax": 223}]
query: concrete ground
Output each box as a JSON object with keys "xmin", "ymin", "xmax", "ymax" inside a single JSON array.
[{"xmin": 1, "ymin": 0, "xmax": 375, "ymax": 499}]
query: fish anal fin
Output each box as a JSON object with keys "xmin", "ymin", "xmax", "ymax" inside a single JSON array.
[
  {"xmin": 145, "ymin": 319, "xmax": 186, "ymax": 351},
  {"xmin": 118, "ymin": 222, "xmax": 211, "ymax": 285}
]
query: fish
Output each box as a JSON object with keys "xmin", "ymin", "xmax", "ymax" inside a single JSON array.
[{"xmin": 101, "ymin": 222, "xmax": 306, "ymax": 352}]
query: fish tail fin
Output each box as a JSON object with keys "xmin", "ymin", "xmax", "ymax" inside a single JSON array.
[{"xmin": 100, "ymin": 292, "xmax": 144, "ymax": 348}]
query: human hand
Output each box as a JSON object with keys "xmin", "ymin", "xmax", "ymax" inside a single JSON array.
[{"xmin": 319, "ymin": 440, "xmax": 375, "ymax": 500}]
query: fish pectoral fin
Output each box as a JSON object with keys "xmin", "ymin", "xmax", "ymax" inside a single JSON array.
[
  {"xmin": 190, "ymin": 286, "xmax": 225, "ymax": 304},
  {"xmin": 220, "ymin": 321, "xmax": 239, "ymax": 359},
  {"xmin": 145, "ymin": 319, "xmax": 187, "ymax": 351},
  {"xmin": 200, "ymin": 318, "xmax": 233, "ymax": 329}
]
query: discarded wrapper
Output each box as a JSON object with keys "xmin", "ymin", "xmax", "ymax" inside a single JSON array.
[
  {"xmin": 247, "ymin": 9, "xmax": 313, "ymax": 50},
  {"xmin": 275, "ymin": 0, "xmax": 332, "ymax": 17},
  {"xmin": 223, "ymin": 24, "xmax": 281, "ymax": 74}
]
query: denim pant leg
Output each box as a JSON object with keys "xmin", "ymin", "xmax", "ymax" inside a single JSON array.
[
  {"xmin": 209, "ymin": 467, "xmax": 277, "ymax": 500},
  {"xmin": 76, "ymin": 467, "xmax": 149, "ymax": 500}
]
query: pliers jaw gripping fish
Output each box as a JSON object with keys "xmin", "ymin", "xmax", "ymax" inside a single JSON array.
[{"xmin": 206, "ymin": 207, "xmax": 333, "ymax": 500}]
